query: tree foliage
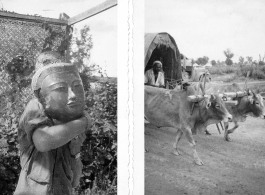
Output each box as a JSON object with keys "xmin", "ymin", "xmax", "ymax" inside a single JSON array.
[
  {"xmin": 246, "ymin": 56, "xmax": 253, "ymax": 64},
  {"xmin": 196, "ymin": 56, "xmax": 209, "ymax": 65},
  {"xmin": 239, "ymin": 56, "xmax": 244, "ymax": 65},
  {"xmin": 224, "ymin": 49, "xmax": 234, "ymax": 59},
  {"xmin": 224, "ymin": 49, "xmax": 234, "ymax": 65},
  {"xmin": 211, "ymin": 60, "xmax": 217, "ymax": 66},
  {"xmin": 70, "ymin": 25, "xmax": 93, "ymax": 71},
  {"xmin": 225, "ymin": 58, "xmax": 233, "ymax": 66},
  {"xmin": 258, "ymin": 54, "xmax": 265, "ymax": 66}
]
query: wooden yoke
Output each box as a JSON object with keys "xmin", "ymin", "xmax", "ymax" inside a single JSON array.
[{"xmin": 188, "ymin": 95, "xmax": 209, "ymax": 115}]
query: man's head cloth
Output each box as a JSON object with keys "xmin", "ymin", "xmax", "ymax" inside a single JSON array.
[
  {"xmin": 153, "ymin": 60, "xmax": 162, "ymax": 67},
  {"xmin": 31, "ymin": 63, "xmax": 79, "ymax": 92}
]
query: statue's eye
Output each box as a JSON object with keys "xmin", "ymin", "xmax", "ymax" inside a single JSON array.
[
  {"xmin": 216, "ymin": 105, "xmax": 220, "ymax": 109},
  {"xmin": 74, "ymin": 84, "xmax": 83, "ymax": 88},
  {"xmin": 255, "ymin": 102, "xmax": 259, "ymax": 105},
  {"xmin": 55, "ymin": 86, "xmax": 67, "ymax": 92}
]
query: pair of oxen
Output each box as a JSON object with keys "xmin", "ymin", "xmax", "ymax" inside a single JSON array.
[{"xmin": 145, "ymin": 80, "xmax": 265, "ymax": 166}]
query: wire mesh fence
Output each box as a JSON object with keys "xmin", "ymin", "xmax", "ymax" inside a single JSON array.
[{"xmin": 0, "ymin": 11, "xmax": 70, "ymax": 111}]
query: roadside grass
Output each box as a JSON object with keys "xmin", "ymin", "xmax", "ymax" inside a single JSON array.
[{"xmin": 209, "ymin": 64, "xmax": 265, "ymax": 82}]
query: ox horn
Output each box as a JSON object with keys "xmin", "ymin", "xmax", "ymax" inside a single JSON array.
[{"xmin": 187, "ymin": 95, "xmax": 209, "ymax": 103}]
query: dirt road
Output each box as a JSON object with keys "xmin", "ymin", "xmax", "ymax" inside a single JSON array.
[{"xmin": 145, "ymin": 117, "xmax": 265, "ymax": 195}]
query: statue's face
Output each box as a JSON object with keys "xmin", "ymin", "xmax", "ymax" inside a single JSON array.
[{"xmin": 40, "ymin": 71, "xmax": 85, "ymax": 122}]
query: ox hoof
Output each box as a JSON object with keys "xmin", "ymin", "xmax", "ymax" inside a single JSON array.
[
  {"xmin": 173, "ymin": 150, "xmax": 181, "ymax": 156},
  {"xmin": 225, "ymin": 136, "xmax": 232, "ymax": 142},
  {"xmin": 205, "ymin": 130, "xmax": 211, "ymax": 135},
  {"xmin": 194, "ymin": 158, "xmax": 204, "ymax": 166}
]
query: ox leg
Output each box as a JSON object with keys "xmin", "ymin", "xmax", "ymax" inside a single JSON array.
[
  {"xmin": 223, "ymin": 122, "xmax": 230, "ymax": 141},
  {"xmin": 184, "ymin": 129, "xmax": 204, "ymax": 166},
  {"xmin": 173, "ymin": 129, "xmax": 183, "ymax": 156},
  {"xmin": 226, "ymin": 121, "xmax": 239, "ymax": 141},
  {"xmin": 205, "ymin": 129, "xmax": 211, "ymax": 135}
]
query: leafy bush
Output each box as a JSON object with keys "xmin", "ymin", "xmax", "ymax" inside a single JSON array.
[
  {"xmin": 75, "ymin": 80, "xmax": 117, "ymax": 194},
  {"xmin": 225, "ymin": 58, "xmax": 233, "ymax": 65},
  {"xmin": 208, "ymin": 65, "xmax": 237, "ymax": 75},
  {"xmin": 0, "ymin": 86, "xmax": 33, "ymax": 194}
]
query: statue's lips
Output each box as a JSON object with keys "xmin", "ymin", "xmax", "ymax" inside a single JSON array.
[{"xmin": 67, "ymin": 102, "xmax": 82, "ymax": 107}]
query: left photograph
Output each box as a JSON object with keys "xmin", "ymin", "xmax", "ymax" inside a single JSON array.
[{"xmin": 0, "ymin": 1, "xmax": 117, "ymax": 195}]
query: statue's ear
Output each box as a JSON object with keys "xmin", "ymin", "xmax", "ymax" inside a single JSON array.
[
  {"xmin": 34, "ymin": 89, "xmax": 41, "ymax": 99},
  {"xmin": 35, "ymin": 89, "xmax": 46, "ymax": 106}
]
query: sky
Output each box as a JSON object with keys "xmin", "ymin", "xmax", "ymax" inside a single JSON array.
[
  {"xmin": 145, "ymin": 0, "xmax": 265, "ymax": 63},
  {"xmin": 1, "ymin": 0, "xmax": 117, "ymax": 77}
]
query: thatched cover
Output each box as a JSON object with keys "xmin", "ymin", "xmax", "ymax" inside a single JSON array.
[{"xmin": 145, "ymin": 32, "xmax": 182, "ymax": 81}]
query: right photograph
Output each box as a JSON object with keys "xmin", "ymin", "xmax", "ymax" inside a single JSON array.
[{"xmin": 144, "ymin": 0, "xmax": 265, "ymax": 195}]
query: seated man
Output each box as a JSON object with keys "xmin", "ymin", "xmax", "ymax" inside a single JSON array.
[{"xmin": 144, "ymin": 60, "xmax": 165, "ymax": 88}]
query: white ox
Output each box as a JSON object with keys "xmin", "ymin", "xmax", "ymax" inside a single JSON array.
[
  {"xmin": 203, "ymin": 82, "xmax": 265, "ymax": 141},
  {"xmin": 145, "ymin": 85, "xmax": 232, "ymax": 165}
]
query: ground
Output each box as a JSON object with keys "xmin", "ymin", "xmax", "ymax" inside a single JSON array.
[{"xmin": 145, "ymin": 81, "xmax": 265, "ymax": 195}]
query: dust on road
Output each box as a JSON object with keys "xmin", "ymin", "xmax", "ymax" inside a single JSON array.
[{"xmin": 145, "ymin": 117, "xmax": 265, "ymax": 195}]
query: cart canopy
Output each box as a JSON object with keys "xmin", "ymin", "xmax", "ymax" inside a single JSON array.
[{"xmin": 145, "ymin": 32, "xmax": 182, "ymax": 81}]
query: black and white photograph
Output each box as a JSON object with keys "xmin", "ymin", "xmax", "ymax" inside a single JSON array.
[
  {"xmin": 145, "ymin": 0, "xmax": 265, "ymax": 195},
  {"xmin": 0, "ymin": 0, "xmax": 117, "ymax": 194}
]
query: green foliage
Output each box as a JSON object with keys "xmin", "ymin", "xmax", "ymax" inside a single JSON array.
[
  {"xmin": 0, "ymin": 86, "xmax": 33, "ymax": 194},
  {"xmin": 246, "ymin": 56, "xmax": 253, "ymax": 64},
  {"xmin": 211, "ymin": 60, "xmax": 217, "ymax": 66},
  {"xmin": 70, "ymin": 25, "xmax": 93, "ymax": 71},
  {"xmin": 209, "ymin": 63, "xmax": 265, "ymax": 81},
  {"xmin": 238, "ymin": 56, "xmax": 244, "ymax": 65},
  {"xmin": 225, "ymin": 58, "xmax": 233, "ymax": 66},
  {"xmin": 209, "ymin": 65, "xmax": 237, "ymax": 75},
  {"xmin": 75, "ymin": 80, "xmax": 117, "ymax": 194},
  {"xmin": 196, "ymin": 56, "xmax": 209, "ymax": 65},
  {"xmin": 223, "ymin": 49, "xmax": 234, "ymax": 59},
  {"xmin": 236, "ymin": 64, "xmax": 265, "ymax": 79}
]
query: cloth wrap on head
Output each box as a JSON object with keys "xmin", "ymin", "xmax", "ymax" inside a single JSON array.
[
  {"xmin": 153, "ymin": 60, "xmax": 162, "ymax": 67},
  {"xmin": 31, "ymin": 62, "xmax": 79, "ymax": 92}
]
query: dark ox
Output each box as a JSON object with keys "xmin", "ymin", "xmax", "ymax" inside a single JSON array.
[
  {"xmin": 204, "ymin": 83, "xmax": 265, "ymax": 141},
  {"xmin": 145, "ymin": 85, "xmax": 232, "ymax": 165}
]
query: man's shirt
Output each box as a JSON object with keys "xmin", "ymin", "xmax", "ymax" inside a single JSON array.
[
  {"xmin": 144, "ymin": 69, "xmax": 165, "ymax": 86},
  {"xmin": 14, "ymin": 98, "xmax": 75, "ymax": 195}
]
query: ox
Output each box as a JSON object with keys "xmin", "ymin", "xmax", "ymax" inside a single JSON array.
[
  {"xmin": 145, "ymin": 85, "xmax": 232, "ymax": 165},
  {"xmin": 204, "ymin": 82, "xmax": 265, "ymax": 141}
]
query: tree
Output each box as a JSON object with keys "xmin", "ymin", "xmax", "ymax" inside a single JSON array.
[
  {"xmin": 245, "ymin": 56, "xmax": 253, "ymax": 66},
  {"xmin": 223, "ymin": 49, "xmax": 234, "ymax": 65},
  {"xmin": 196, "ymin": 56, "xmax": 209, "ymax": 65},
  {"xmin": 70, "ymin": 25, "xmax": 93, "ymax": 71},
  {"xmin": 239, "ymin": 56, "xmax": 244, "ymax": 65},
  {"xmin": 211, "ymin": 60, "xmax": 217, "ymax": 66},
  {"xmin": 258, "ymin": 54, "xmax": 265, "ymax": 65},
  {"xmin": 224, "ymin": 49, "xmax": 234, "ymax": 59}
]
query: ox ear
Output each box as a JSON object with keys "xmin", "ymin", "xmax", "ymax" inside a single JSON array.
[
  {"xmin": 206, "ymin": 96, "xmax": 212, "ymax": 109},
  {"xmin": 206, "ymin": 102, "xmax": 211, "ymax": 109},
  {"xmin": 210, "ymin": 94, "xmax": 216, "ymax": 101},
  {"xmin": 248, "ymin": 96, "xmax": 254, "ymax": 104},
  {"xmin": 246, "ymin": 88, "xmax": 253, "ymax": 96}
]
